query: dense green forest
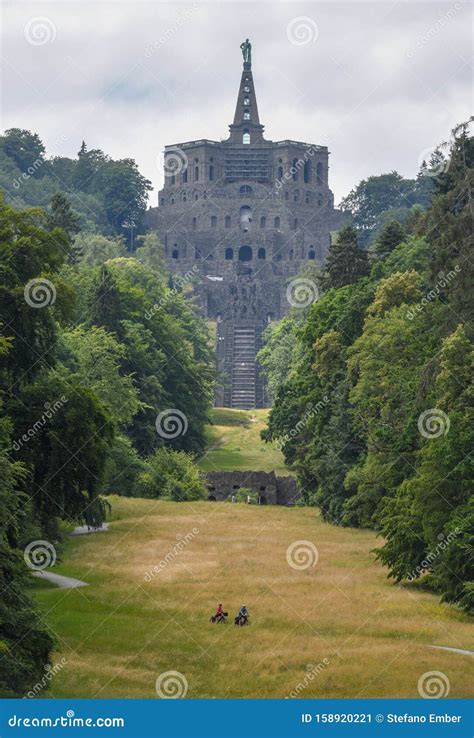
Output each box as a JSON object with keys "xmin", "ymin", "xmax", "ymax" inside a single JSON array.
[
  {"xmin": 261, "ymin": 122, "xmax": 473, "ymax": 614},
  {"xmin": 0, "ymin": 131, "xmax": 215, "ymax": 695},
  {"xmin": 0, "ymin": 123, "xmax": 472, "ymax": 697}
]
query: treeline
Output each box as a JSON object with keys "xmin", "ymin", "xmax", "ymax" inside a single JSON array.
[
  {"xmin": 261, "ymin": 122, "xmax": 473, "ymax": 613},
  {"xmin": 0, "ymin": 129, "xmax": 152, "ymax": 238},
  {"xmin": 0, "ymin": 190, "xmax": 214, "ymax": 694}
]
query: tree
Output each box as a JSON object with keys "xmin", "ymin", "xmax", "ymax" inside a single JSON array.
[
  {"xmin": 0, "ymin": 128, "xmax": 46, "ymax": 174},
  {"xmin": 372, "ymin": 220, "xmax": 406, "ymax": 259},
  {"xmin": 323, "ymin": 225, "xmax": 369, "ymax": 290}
]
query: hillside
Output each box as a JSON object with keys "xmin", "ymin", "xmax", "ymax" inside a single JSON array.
[
  {"xmin": 196, "ymin": 408, "xmax": 289, "ymax": 475},
  {"xmin": 31, "ymin": 496, "xmax": 473, "ymax": 699}
]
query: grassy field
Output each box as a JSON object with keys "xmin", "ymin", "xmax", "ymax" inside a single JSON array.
[
  {"xmin": 197, "ymin": 408, "xmax": 289, "ymax": 475},
  {"xmin": 33, "ymin": 496, "xmax": 473, "ymax": 699}
]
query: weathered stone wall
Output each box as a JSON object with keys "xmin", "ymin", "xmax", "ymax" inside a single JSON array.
[{"xmin": 204, "ymin": 471, "xmax": 299, "ymax": 506}]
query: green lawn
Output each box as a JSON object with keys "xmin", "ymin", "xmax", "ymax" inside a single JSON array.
[
  {"xmin": 197, "ymin": 408, "xmax": 289, "ymax": 475},
  {"xmin": 32, "ymin": 496, "xmax": 473, "ymax": 699}
]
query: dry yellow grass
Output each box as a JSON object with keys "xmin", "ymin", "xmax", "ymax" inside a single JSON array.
[{"xmin": 35, "ymin": 497, "xmax": 473, "ymax": 699}]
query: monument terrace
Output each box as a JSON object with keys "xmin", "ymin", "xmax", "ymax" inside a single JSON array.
[{"xmin": 147, "ymin": 40, "xmax": 348, "ymax": 409}]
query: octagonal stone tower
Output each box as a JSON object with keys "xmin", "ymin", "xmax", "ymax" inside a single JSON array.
[{"xmin": 147, "ymin": 43, "xmax": 348, "ymax": 409}]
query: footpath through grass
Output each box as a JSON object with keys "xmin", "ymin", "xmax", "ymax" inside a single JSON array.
[
  {"xmin": 197, "ymin": 408, "xmax": 289, "ymax": 475},
  {"xmin": 33, "ymin": 496, "xmax": 473, "ymax": 698}
]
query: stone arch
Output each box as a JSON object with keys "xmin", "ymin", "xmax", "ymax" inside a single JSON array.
[
  {"xmin": 225, "ymin": 247, "xmax": 234, "ymax": 260},
  {"xmin": 240, "ymin": 185, "xmax": 253, "ymax": 197},
  {"xmin": 260, "ymin": 216, "xmax": 266, "ymax": 228},
  {"xmin": 257, "ymin": 247, "xmax": 266, "ymax": 260},
  {"xmin": 243, "ymin": 129, "xmax": 250, "ymax": 144},
  {"xmin": 238, "ymin": 245, "xmax": 252, "ymax": 262},
  {"xmin": 308, "ymin": 248, "xmax": 316, "ymax": 260},
  {"xmin": 274, "ymin": 216, "xmax": 280, "ymax": 229},
  {"xmin": 225, "ymin": 215, "xmax": 231, "ymax": 228}
]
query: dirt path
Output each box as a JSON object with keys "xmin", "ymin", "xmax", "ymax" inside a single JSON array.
[{"xmin": 32, "ymin": 571, "xmax": 88, "ymax": 588}]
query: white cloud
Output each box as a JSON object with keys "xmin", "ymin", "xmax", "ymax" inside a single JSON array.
[{"xmin": 2, "ymin": 0, "xmax": 472, "ymax": 205}]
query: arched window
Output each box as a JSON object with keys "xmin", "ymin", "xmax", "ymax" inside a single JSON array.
[
  {"xmin": 181, "ymin": 191, "xmax": 186, "ymax": 202},
  {"xmin": 194, "ymin": 166, "xmax": 199, "ymax": 181},
  {"xmin": 225, "ymin": 215, "xmax": 231, "ymax": 228},
  {"xmin": 194, "ymin": 191, "xmax": 199, "ymax": 201},
  {"xmin": 257, "ymin": 247, "xmax": 266, "ymax": 260},
  {"xmin": 225, "ymin": 247, "xmax": 234, "ymax": 260},
  {"xmin": 305, "ymin": 192, "xmax": 311, "ymax": 204},
  {"xmin": 308, "ymin": 249, "xmax": 315, "ymax": 260},
  {"xmin": 260, "ymin": 216, "xmax": 266, "ymax": 228},
  {"xmin": 239, "ymin": 185, "xmax": 253, "ymax": 197},
  {"xmin": 304, "ymin": 160, "xmax": 311, "ymax": 183},
  {"xmin": 170, "ymin": 174, "xmax": 175, "ymax": 185},
  {"xmin": 239, "ymin": 245, "xmax": 252, "ymax": 261},
  {"xmin": 211, "ymin": 215, "xmax": 217, "ymax": 228},
  {"xmin": 243, "ymin": 130, "xmax": 250, "ymax": 145},
  {"xmin": 160, "ymin": 197, "xmax": 165, "ymax": 206},
  {"xmin": 240, "ymin": 205, "xmax": 252, "ymax": 227},
  {"xmin": 285, "ymin": 191, "xmax": 289, "ymax": 201},
  {"xmin": 316, "ymin": 162, "xmax": 323, "ymax": 184},
  {"xmin": 293, "ymin": 218, "xmax": 298, "ymax": 230},
  {"xmin": 318, "ymin": 194, "xmax": 323, "ymax": 207},
  {"xmin": 243, "ymin": 110, "xmax": 250, "ymax": 120},
  {"xmin": 170, "ymin": 197, "xmax": 175, "ymax": 205},
  {"xmin": 172, "ymin": 248, "xmax": 179, "ymax": 259},
  {"xmin": 243, "ymin": 85, "xmax": 250, "ymax": 92},
  {"xmin": 289, "ymin": 248, "xmax": 294, "ymax": 260},
  {"xmin": 243, "ymin": 97, "xmax": 250, "ymax": 105},
  {"xmin": 294, "ymin": 190, "xmax": 299, "ymax": 202},
  {"xmin": 209, "ymin": 165, "xmax": 214, "ymax": 181},
  {"xmin": 292, "ymin": 158, "xmax": 299, "ymax": 181},
  {"xmin": 182, "ymin": 169, "xmax": 188, "ymax": 184},
  {"xmin": 274, "ymin": 216, "xmax": 280, "ymax": 229},
  {"xmin": 277, "ymin": 166, "xmax": 283, "ymax": 179},
  {"xmin": 192, "ymin": 217, "xmax": 197, "ymax": 230}
]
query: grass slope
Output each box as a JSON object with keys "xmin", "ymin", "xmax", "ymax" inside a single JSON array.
[
  {"xmin": 33, "ymin": 496, "xmax": 473, "ymax": 699},
  {"xmin": 197, "ymin": 408, "xmax": 289, "ymax": 475}
]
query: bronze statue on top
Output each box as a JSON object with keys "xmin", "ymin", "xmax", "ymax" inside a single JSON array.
[{"xmin": 240, "ymin": 39, "xmax": 251, "ymax": 67}]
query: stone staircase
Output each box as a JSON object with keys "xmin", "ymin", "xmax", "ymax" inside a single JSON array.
[{"xmin": 230, "ymin": 326, "xmax": 256, "ymax": 408}]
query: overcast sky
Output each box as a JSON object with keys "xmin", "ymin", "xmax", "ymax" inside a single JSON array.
[{"xmin": 2, "ymin": 0, "xmax": 472, "ymax": 205}]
